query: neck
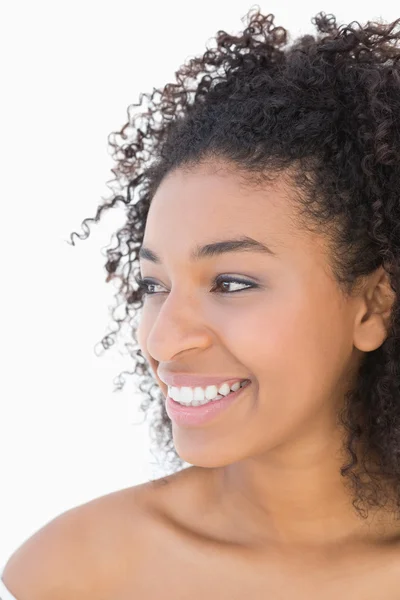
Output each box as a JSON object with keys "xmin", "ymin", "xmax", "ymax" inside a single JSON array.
[{"xmin": 209, "ymin": 428, "xmax": 400, "ymax": 550}]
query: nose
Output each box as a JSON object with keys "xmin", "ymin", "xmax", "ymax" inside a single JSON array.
[{"xmin": 144, "ymin": 289, "xmax": 213, "ymax": 363}]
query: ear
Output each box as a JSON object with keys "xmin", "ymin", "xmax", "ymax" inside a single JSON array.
[{"xmin": 353, "ymin": 265, "xmax": 397, "ymax": 353}]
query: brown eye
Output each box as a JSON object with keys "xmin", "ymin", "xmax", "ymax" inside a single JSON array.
[
  {"xmin": 137, "ymin": 275, "xmax": 258, "ymax": 296},
  {"xmin": 137, "ymin": 277, "xmax": 165, "ymax": 296},
  {"xmin": 211, "ymin": 276, "xmax": 258, "ymax": 294}
]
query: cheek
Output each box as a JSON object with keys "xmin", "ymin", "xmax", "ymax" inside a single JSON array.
[{"xmin": 237, "ymin": 292, "xmax": 350, "ymax": 425}]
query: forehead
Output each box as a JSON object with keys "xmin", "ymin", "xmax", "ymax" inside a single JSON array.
[{"xmin": 145, "ymin": 163, "xmax": 302, "ymax": 253}]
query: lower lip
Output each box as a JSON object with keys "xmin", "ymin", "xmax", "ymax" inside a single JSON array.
[{"xmin": 165, "ymin": 381, "xmax": 251, "ymax": 427}]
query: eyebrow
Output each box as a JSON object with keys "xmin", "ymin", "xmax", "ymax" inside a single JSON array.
[{"xmin": 138, "ymin": 235, "xmax": 277, "ymax": 264}]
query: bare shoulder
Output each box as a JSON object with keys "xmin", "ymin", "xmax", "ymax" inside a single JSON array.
[
  {"xmin": 0, "ymin": 481, "xmax": 161, "ymax": 599},
  {"xmin": 1, "ymin": 467, "xmax": 205, "ymax": 600}
]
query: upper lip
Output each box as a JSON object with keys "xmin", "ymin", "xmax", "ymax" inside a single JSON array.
[{"xmin": 157, "ymin": 370, "xmax": 250, "ymax": 388}]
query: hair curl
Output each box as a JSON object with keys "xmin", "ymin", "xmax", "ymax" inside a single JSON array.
[{"xmin": 68, "ymin": 7, "xmax": 400, "ymax": 518}]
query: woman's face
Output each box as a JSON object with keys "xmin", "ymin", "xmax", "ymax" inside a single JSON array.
[{"xmin": 136, "ymin": 160, "xmax": 361, "ymax": 467}]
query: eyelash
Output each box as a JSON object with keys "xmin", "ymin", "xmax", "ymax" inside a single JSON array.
[{"xmin": 136, "ymin": 275, "xmax": 258, "ymax": 296}]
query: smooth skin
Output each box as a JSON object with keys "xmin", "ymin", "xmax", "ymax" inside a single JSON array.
[{"xmin": 3, "ymin": 159, "xmax": 400, "ymax": 599}]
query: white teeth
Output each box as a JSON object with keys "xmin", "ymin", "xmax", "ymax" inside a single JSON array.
[
  {"xmin": 193, "ymin": 387, "xmax": 205, "ymax": 402},
  {"xmin": 205, "ymin": 385, "xmax": 218, "ymax": 400},
  {"xmin": 169, "ymin": 387, "xmax": 178, "ymax": 401},
  {"xmin": 169, "ymin": 379, "xmax": 249, "ymax": 406},
  {"xmin": 218, "ymin": 382, "xmax": 231, "ymax": 396},
  {"xmin": 180, "ymin": 387, "xmax": 194, "ymax": 403}
]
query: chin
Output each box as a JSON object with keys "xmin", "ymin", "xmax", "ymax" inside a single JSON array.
[{"xmin": 173, "ymin": 436, "xmax": 241, "ymax": 469}]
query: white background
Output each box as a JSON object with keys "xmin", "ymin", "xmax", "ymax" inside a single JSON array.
[{"xmin": 0, "ymin": 0, "xmax": 397, "ymax": 565}]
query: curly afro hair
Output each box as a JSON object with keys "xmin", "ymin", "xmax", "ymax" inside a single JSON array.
[{"xmin": 68, "ymin": 8, "xmax": 400, "ymax": 518}]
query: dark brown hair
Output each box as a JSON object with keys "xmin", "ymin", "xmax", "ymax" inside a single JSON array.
[{"xmin": 68, "ymin": 8, "xmax": 400, "ymax": 518}]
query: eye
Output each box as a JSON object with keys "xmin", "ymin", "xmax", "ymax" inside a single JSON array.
[
  {"xmin": 137, "ymin": 275, "xmax": 258, "ymax": 296},
  {"xmin": 211, "ymin": 275, "xmax": 258, "ymax": 294},
  {"xmin": 137, "ymin": 278, "xmax": 164, "ymax": 295}
]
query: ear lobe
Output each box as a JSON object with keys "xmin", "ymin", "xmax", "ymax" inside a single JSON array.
[{"xmin": 353, "ymin": 267, "xmax": 397, "ymax": 353}]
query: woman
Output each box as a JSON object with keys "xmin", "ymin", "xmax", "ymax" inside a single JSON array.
[{"xmin": 3, "ymin": 8, "xmax": 400, "ymax": 599}]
